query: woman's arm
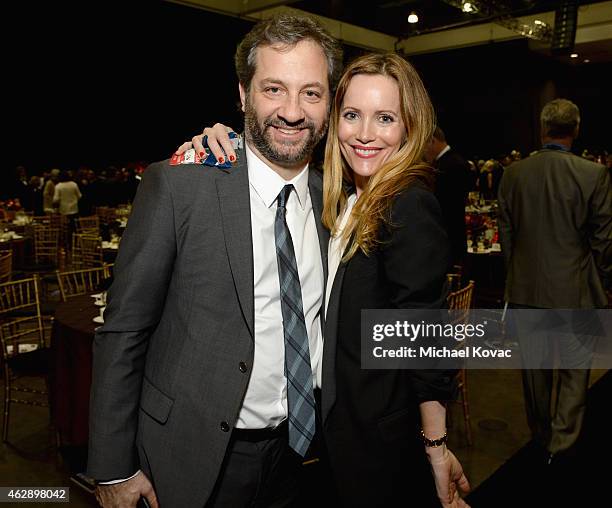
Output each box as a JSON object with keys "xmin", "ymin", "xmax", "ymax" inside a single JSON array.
[
  {"xmin": 420, "ymin": 401, "xmax": 470, "ymax": 508},
  {"xmin": 382, "ymin": 186, "xmax": 470, "ymax": 507}
]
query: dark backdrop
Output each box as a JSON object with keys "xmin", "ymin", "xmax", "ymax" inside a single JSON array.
[
  {"xmin": 5, "ymin": 0, "xmax": 253, "ymax": 176},
  {"xmin": 3, "ymin": 0, "xmax": 610, "ymax": 192},
  {"xmin": 410, "ymin": 40, "xmax": 611, "ymax": 160}
]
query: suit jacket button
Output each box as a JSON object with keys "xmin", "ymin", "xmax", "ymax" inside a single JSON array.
[
  {"xmin": 220, "ymin": 421, "xmax": 230, "ymax": 432},
  {"xmin": 239, "ymin": 361, "xmax": 248, "ymax": 373}
]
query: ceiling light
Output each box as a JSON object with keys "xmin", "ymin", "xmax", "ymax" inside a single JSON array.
[
  {"xmin": 407, "ymin": 12, "xmax": 419, "ymax": 23},
  {"xmin": 584, "ymin": 59, "xmax": 590, "ymax": 63},
  {"xmin": 570, "ymin": 53, "xmax": 578, "ymax": 58}
]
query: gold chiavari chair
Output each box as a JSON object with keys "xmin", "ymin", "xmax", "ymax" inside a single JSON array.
[
  {"xmin": 34, "ymin": 214, "xmax": 69, "ymax": 255},
  {"xmin": 33, "ymin": 226, "xmax": 60, "ymax": 268},
  {"xmin": 71, "ymin": 234, "xmax": 103, "ymax": 268},
  {"xmin": 81, "ymin": 235, "xmax": 103, "ymax": 268},
  {"xmin": 56, "ymin": 264, "xmax": 113, "ymax": 302},
  {"xmin": 447, "ymin": 279, "xmax": 476, "ymax": 446},
  {"xmin": 0, "ymin": 275, "xmax": 50, "ymax": 443},
  {"xmin": 21, "ymin": 225, "xmax": 63, "ymax": 300}
]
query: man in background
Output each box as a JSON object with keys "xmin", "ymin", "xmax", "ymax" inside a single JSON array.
[
  {"xmin": 498, "ymin": 98, "xmax": 611, "ymax": 466},
  {"xmin": 426, "ymin": 127, "xmax": 473, "ymax": 267}
]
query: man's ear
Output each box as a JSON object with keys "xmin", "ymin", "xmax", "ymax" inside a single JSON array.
[{"xmin": 239, "ymin": 83, "xmax": 246, "ymax": 113}]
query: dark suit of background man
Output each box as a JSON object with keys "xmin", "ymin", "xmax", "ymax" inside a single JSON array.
[
  {"xmin": 426, "ymin": 127, "xmax": 473, "ymax": 267},
  {"xmin": 87, "ymin": 14, "xmax": 342, "ymax": 508},
  {"xmin": 498, "ymin": 98, "xmax": 611, "ymax": 465}
]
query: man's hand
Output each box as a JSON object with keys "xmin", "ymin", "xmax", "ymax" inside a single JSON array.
[
  {"xmin": 426, "ymin": 446, "xmax": 471, "ymax": 508},
  {"xmin": 175, "ymin": 123, "xmax": 236, "ymax": 164},
  {"xmin": 95, "ymin": 471, "xmax": 159, "ymax": 508}
]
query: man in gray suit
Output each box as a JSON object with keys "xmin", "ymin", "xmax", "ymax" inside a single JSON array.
[
  {"xmin": 498, "ymin": 98, "xmax": 611, "ymax": 464},
  {"xmin": 88, "ymin": 14, "xmax": 342, "ymax": 508}
]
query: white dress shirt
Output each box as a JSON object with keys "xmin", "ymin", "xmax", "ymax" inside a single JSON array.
[
  {"xmin": 325, "ymin": 193, "xmax": 357, "ymax": 318},
  {"xmin": 236, "ymin": 143, "xmax": 324, "ymax": 429},
  {"xmin": 435, "ymin": 144, "xmax": 451, "ymax": 161}
]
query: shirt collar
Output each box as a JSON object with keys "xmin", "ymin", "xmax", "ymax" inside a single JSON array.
[
  {"xmin": 542, "ymin": 142, "xmax": 570, "ymax": 152},
  {"xmin": 435, "ymin": 145, "xmax": 451, "ymax": 160},
  {"xmin": 245, "ymin": 141, "xmax": 309, "ymax": 209}
]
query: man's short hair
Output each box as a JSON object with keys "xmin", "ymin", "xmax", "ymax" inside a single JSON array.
[
  {"xmin": 432, "ymin": 126, "xmax": 446, "ymax": 143},
  {"xmin": 235, "ymin": 13, "xmax": 343, "ymax": 94},
  {"xmin": 540, "ymin": 98, "xmax": 580, "ymax": 138}
]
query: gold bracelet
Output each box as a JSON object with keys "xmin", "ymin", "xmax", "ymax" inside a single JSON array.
[{"xmin": 420, "ymin": 429, "xmax": 448, "ymax": 447}]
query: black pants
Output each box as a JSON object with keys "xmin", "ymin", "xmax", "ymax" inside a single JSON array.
[{"xmin": 206, "ymin": 422, "xmax": 302, "ymax": 508}]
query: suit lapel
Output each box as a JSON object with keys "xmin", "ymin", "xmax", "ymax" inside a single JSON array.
[
  {"xmin": 308, "ymin": 170, "xmax": 329, "ymax": 301},
  {"xmin": 216, "ymin": 151, "xmax": 254, "ymax": 338},
  {"xmin": 321, "ymin": 254, "xmax": 348, "ymax": 425}
]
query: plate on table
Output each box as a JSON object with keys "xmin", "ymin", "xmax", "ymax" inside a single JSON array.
[
  {"xmin": 90, "ymin": 293, "xmax": 103, "ymax": 299},
  {"xmin": 93, "ymin": 316, "xmax": 104, "ymax": 324},
  {"xmin": 94, "ymin": 300, "xmax": 105, "ymax": 307}
]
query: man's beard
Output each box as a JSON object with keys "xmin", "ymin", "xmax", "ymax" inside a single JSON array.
[{"xmin": 244, "ymin": 98, "xmax": 327, "ymax": 167}]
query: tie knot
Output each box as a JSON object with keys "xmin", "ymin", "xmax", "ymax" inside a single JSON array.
[{"xmin": 277, "ymin": 184, "xmax": 294, "ymax": 210}]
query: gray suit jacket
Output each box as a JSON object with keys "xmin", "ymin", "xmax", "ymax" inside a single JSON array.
[
  {"xmin": 87, "ymin": 148, "xmax": 328, "ymax": 507},
  {"xmin": 498, "ymin": 148, "xmax": 611, "ymax": 308}
]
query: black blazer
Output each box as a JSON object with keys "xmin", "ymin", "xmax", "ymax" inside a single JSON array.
[{"xmin": 321, "ymin": 184, "xmax": 455, "ymax": 507}]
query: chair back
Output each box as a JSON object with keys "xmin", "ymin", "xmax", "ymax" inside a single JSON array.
[
  {"xmin": 0, "ymin": 275, "xmax": 45, "ymax": 359},
  {"xmin": 71, "ymin": 233, "xmax": 103, "ymax": 268},
  {"xmin": 447, "ymin": 280, "xmax": 475, "ymax": 325},
  {"xmin": 56, "ymin": 264, "xmax": 113, "ymax": 301},
  {"xmin": 33, "ymin": 225, "xmax": 60, "ymax": 265},
  {"xmin": 75, "ymin": 215, "xmax": 100, "ymax": 236},
  {"xmin": 0, "ymin": 251, "xmax": 12, "ymax": 284},
  {"xmin": 447, "ymin": 280, "xmax": 475, "ymax": 310},
  {"xmin": 33, "ymin": 214, "xmax": 69, "ymax": 249}
]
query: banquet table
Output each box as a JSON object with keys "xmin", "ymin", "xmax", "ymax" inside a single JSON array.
[
  {"xmin": 0, "ymin": 236, "xmax": 31, "ymax": 269},
  {"xmin": 464, "ymin": 250, "xmax": 505, "ymax": 307},
  {"xmin": 50, "ymin": 294, "xmax": 100, "ymax": 446}
]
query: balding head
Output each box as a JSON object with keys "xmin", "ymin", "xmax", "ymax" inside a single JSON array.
[{"xmin": 540, "ymin": 99, "xmax": 580, "ymax": 140}]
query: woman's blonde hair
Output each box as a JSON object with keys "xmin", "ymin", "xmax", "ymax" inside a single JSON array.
[{"xmin": 322, "ymin": 52, "xmax": 436, "ymax": 260}]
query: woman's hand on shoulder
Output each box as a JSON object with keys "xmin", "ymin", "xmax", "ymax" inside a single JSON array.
[{"xmin": 175, "ymin": 123, "xmax": 236, "ymax": 164}]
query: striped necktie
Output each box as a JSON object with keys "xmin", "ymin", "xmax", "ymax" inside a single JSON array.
[{"xmin": 274, "ymin": 184, "xmax": 316, "ymax": 457}]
